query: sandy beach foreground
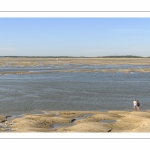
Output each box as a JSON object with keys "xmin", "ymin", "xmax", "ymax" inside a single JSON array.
[{"xmin": 1, "ymin": 110, "xmax": 150, "ymax": 132}]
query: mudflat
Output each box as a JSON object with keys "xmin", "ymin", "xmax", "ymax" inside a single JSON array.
[
  {"xmin": 1, "ymin": 57, "xmax": 150, "ymax": 66},
  {"xmin": 1, "ymin": 57, "xmax": 150, "ymax": 74},
  {"xmin": 1, "ymin": 110, "xmax": 150, "ymax": 132}
]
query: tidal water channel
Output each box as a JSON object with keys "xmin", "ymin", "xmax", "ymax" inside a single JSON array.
[{"xmin": 0, "ymin": 64, "xmax": 150, "ymax": 115}]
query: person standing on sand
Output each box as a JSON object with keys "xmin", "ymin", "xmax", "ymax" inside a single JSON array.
[
  {"xmin": 133, "ymin": 99, "xmax": 137, "ymax": 111},
  {"xmin": 136, "ymin": 100, "xmax": 140, "ymax": 111}
]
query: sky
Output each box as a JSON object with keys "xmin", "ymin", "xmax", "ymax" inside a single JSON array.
[{"xmin": 0, "ymin": 18, "xmax": 150, "ymax": 57}]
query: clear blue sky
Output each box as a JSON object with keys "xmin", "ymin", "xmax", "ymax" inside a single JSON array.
[{"xmin": 0, "ymin": 18, "xmax": 150, "ymax": 57}]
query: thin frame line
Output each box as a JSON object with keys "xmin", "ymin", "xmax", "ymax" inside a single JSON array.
[
  {"xmin": 0, "ymin": 11, "xmax": 150, "ymax": 12},
  {"xmin": 0, "ymin": 138, "xmax": 150, "ymax": 139}
]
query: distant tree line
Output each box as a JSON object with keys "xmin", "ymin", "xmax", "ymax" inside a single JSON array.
[{"xmin": 100, "ymin": 55, "xmax": 144, "ymax": 58}]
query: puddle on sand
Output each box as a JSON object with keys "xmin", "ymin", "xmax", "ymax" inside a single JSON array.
[
  {"xmin": 0, "ymin": 123, "xmax": 12, "ymax": 131},
  {"xmin": 71, "ymin": 113, "xmax": 93, "ymax": 122},
  {"xmin": 52, "ymin": 123, "xmax": 74, "ymax": 130},
  {"xmin": 52, "ymin": 113, "xmax": 93, "ymax": 130},
  {"xmin": 0, "ymin": 115, "xmax": 22, "ymax": 132},
  {"xmin": 6, "ymin": 114, "xmax": 23, "ymax": 120},
  {"xmin": 100, "ymin": 120, "xmax": 116, "ymax": 123}
]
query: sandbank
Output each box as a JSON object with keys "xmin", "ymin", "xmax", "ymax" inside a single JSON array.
[
  {"xmin": 1, "ymin": 57, "xmax": 150, "ymax": 66},
  {"xmin": 1, "ymin": 58, "xmax": 150, "ymax": 74}
]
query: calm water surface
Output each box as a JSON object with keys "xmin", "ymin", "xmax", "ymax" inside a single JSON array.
[{"xmin": 0, "ymin": 64, "xmax": 150, "ymax": 115}]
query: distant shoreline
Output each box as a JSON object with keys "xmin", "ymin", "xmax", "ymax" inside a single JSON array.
[
  {"xmin": 0, "ymin": 55, "xmax": 149, "ymax": 58},
  {"xmin": 1, "ymin": 57, "xmax": 150, "ymax": 65}
]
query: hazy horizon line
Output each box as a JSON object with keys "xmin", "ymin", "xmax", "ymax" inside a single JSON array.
[{"xmin": 0, "ymin": 55, "xmax": 149, "ymax": 58}]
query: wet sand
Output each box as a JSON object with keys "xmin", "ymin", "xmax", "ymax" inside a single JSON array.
[
  {"xmin": 1, "ymin": 57, "xmax": 150, "ymax": 74},
  {"xmin": 1, "ymin": 57, "xmax": 150, "ymax": 66},
  {"xmin": 1, "ymin": 110, "xmax": 150, "ymax": 132}
]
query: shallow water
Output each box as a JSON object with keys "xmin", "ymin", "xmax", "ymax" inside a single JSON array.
[
  {"xmin": 100, "ymin": 120, "xmax": 116, "ymax": 123},
  {"xmin": 0, "ymin": 64, "xmax": 150, "ymax": 74},
  {"xmin": 52, "ymin": 114, "xmax": 93, "ymax": 129},
  {"xmin": 0, "ymin": 64, "xmax": 150, "ymax": 115}
]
